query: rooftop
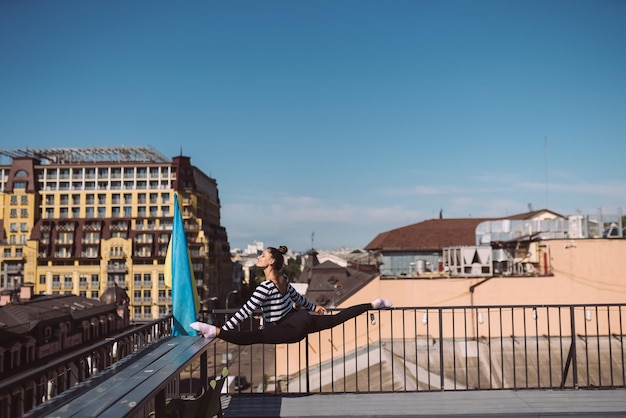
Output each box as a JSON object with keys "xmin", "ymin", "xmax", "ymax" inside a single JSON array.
[{"xmin": 0, "ymin": 146, "xmax": 170, "ymax": 164}]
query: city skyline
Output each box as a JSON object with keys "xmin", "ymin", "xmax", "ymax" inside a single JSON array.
[{"xmin": 1, "ymin": 1, "xmax": 625, "ymax": 251}]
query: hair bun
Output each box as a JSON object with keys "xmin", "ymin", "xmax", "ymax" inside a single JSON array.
[{"xmin": 278, "ymin": 245, "xmax": 288, "ymax": 254}]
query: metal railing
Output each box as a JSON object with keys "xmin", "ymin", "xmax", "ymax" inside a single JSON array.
[
  {"xmin": 4, "ymin": 303, "xmax": 626, "ymax": 417},
  {"xmin": 1, "ymin": 317, "xmax": 172, "ymax": 418},
  {"xmin": 209, "ymin": 303, "xmax": 626, "ymax": 394}
]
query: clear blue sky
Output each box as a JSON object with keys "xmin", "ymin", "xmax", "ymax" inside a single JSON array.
[{"xmin": 1, "ymin": 1, "xmax": 625, "ymax": 252}]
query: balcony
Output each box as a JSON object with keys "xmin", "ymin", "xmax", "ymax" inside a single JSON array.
[{"xmin": 5, "ymin": 303, "xmax": 626, "ymax": 417}]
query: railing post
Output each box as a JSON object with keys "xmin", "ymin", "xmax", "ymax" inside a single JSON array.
[
  {"xmin": 200, "ymin": 350, "xmax": 207, "ymax": 389},
  {"xmin": 439, "ymin": 308, "xmax": 444, "ymax": 391},
  {"xmin": 305, "ymin": 334, "xmax": 310, "ymax": 393},
  {"xmin": 570, "ymin": 306, "xmax": 578, "ymax": 389},
  {"xmin": 562, "ymin": 306, "xmax": 579, "ymax": 389}
]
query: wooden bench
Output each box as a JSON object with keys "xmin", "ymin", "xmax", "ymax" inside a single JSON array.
[{"xmin": 42, "ymin": 336, "xmax": 216, "ymax": 418}]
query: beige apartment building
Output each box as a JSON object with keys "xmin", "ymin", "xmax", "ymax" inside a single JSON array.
[{"xmin": 0, "ymin": 146, "xmax": 233, "ymax": 321}]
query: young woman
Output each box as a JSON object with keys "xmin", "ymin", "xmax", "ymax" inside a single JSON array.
[{"xmin": 190, "ymin": 245, "xmax": 391, "ymax": 345}]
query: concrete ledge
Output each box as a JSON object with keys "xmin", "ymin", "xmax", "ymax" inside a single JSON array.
[{"xmin": 224, "ymin": 388, "xmax": 626, "ymax": 417}]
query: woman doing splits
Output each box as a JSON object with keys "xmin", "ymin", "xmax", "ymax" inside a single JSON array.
[{"xmin": 191, "ymin": 245, "xmax": 392, "ymax": 345}]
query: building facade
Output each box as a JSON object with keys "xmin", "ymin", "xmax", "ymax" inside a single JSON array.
[{"xmin": 0, "ymin": 146, "xmax": 233, "ymax": 321}]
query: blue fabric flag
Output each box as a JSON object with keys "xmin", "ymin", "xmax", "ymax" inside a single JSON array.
[{"xmin": 164, "ymin": 193, "xmax": 199, "ymax": 336}]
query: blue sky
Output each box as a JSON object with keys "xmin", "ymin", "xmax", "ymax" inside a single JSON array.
[{"xmin": 1, "ymin": 1, "xmax": 625, "ymax": 252}]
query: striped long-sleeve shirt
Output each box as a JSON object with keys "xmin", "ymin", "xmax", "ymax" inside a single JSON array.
[{"xmin": 222, "ymin": 278, "xmax": 316, "ymax": 331}]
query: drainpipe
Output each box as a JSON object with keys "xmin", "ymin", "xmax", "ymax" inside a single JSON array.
[{"xmin": 469, "ymin": 277, "xmax": 493, "ymax": 339}]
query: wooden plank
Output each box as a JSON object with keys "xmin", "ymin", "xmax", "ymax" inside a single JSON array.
[
  {"xmin": 48, "ymin": 337, "xmax": 208, "ymax": 418},
  {"xmin": 97, "ymin": 337, "xmax": 212, "ymax": 418}
]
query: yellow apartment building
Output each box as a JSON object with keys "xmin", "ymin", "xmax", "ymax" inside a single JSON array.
[{"xmin": 0, "ymin": 146, "xmax": 233, "ymax": 321}]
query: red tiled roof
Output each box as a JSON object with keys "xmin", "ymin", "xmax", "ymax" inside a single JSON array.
[
  {"xmin": 364, "ymin": 209, "xmax": 564, "ymax": 252},
  {"xmin": 364, "ymin": 218, "xmax": 491, "ymax": 252}
]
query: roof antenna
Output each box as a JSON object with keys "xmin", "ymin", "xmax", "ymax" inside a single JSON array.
[
  {"xmin": 311, "ymin": 231, "xmax": 315, "ymax": 250},
  {"xmin": 179, "ymin": 146, "xmax": 183, "ymax": 156},
  {"xmin": 543, "ymin": 136, "xmax": 550, "ymax": 209}
]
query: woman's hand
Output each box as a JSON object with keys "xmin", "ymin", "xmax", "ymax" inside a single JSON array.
[{"xmin": 314, "ymin": 305, "xmax": 327, "ymax": 315}]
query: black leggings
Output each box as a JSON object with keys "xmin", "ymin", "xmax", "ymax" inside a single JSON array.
[{"xmin": 218, "ymin": 304, "xmax": 372, "ymax": 345}]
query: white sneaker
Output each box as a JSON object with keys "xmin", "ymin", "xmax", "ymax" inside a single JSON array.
[
  {"xmin": 190, "ymin": 322, "xmax": 217, "ymax": 340},
  {"xmin": 372, "ymin": 298, "xmax": 392, "ymax": 309}
]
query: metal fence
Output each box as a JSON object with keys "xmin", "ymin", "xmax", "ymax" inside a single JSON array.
[
  {"xmin": 210, "ymin": 303, "xmax": 626, "ymax": 394},
  {"xmin": 1, "ymin": 317, "xmax": 171, "ymax": 418},
  {"xmin": 4, "ymin": 304, "xmax": 626, "ymax": 417}
]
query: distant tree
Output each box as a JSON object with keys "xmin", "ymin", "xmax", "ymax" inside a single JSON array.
[{"xmin": 283, "ymin": 256, "xmax": 302, "ymax": 281}]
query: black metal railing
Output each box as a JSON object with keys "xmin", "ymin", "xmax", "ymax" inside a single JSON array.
[
  {"xmin": 209, "ymin": 303, "xmax": 626, "ymax": 394},
  {"xmin": 1, "ymin": 317, "xmax": 172, "ymax": 418},
  {"xmin": 4, "ymin": 303, "xmax": 626, "ymax": 417}
]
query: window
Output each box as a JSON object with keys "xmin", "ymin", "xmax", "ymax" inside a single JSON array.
[
  {"xmin": 143, "ymin": 290, "xmax": 151, "ymax": 300},
  {"xmin": 98, "ymin": 207, "xmax": 106, "ymax": 217},
  {"xmin": 143, "ymin": 306, "xmax": 151, "ymax": 315},
  {"xmin": 20, "ymin": 209, "xmax": 28, "ymax": 218},
  {"xmin": 123, "ymin": 206, "xmax": 132, "ymax": 217},
  {"xmin": 60, "ymin": 194, "xmax": 69, "ymax": 205},
  {"xmin": 21, "ymin": 195, "xmax": 28, "ymax": 205},
  {"xmin": 111, "ymin": 207, "xmax": 120, "ymax": 217},
  {"xmin": 85, "ymin": 207, "xmax": 94, "ymax": 218},
  {"xmin": 9, "ymin": 223, "xmax": 17, "ymax": 233},
  {"xmin": 20, "ymin": 223, "xmax": 28, "ymax": 232},
  {"xmin": 134, "ymin": 290, "xmax": 141, "ymax": 300},
  {"xmin": 64, "ymin": 275, "xmax": 72, "ymax": 285},
  {"xmin": 79, "ymin": 291, "xmax": 87, "ymax": 298},
  {"xmin": 91, "ymin": 291, "xmax": 99, "ymax": 299},
  {"xmin": 39, "ymin": 275, "xmax": 46, "ymax": 285},
  {"xmin": 91, "ymin": 274, "xmax": 99, "ymax": 285},
  {"xmin": 143, "ymin": 273, "xmax": 151, "ymax": 283},
  {"xmin": 10, "ymin": 196, "xmax": 17, "ymax": 205},
  {"xmin": 124, "ymin": 193, "xmax": 132, "ymax": 204}
]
